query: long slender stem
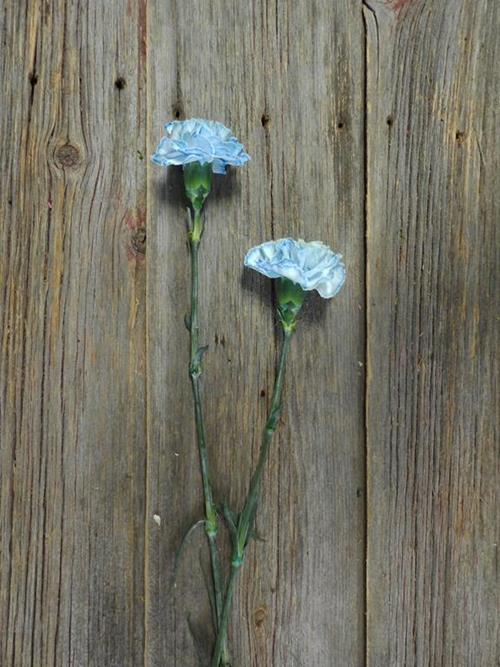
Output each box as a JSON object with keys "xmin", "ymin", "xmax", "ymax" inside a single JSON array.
[
  {"xmin": 188, "ymin": 209, "xmax": 229, "ymax": 665},
  {"xmin": 211, "ymin": 327, "xmax": 294, "ymax": 667}
]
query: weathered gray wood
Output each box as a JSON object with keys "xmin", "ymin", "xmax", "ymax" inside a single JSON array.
[
  {"xmin": 2, "ymin": 0, "xmax": 498, "ymax": 665},
  {"xmin": 365, "ymin": 1, "xmax": 499, "ymax": 665},
  {"xmin": 0, "ymin": 1, "xmax": 147, "ymax": 665},
  {"xmin": 146, "ymin": 1, "xmax": 365, "ymax": 665}
]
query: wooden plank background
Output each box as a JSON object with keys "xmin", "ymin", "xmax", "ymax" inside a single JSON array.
[
  {"xmin": 364, "ymin": 1, "xmax": 498, "ymax": 665},
  {"xmin": 0, "ymin": 1, "xmax": 497, "ymax": 666}
]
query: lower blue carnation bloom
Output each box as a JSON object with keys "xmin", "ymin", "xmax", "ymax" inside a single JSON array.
[
  {"xmin": 151, "ymin": 119, "xmax": 250, "ymax": 174},
  {"xmin": 244, "ymin": 238, "xmax": 346, "ymax": 299}
]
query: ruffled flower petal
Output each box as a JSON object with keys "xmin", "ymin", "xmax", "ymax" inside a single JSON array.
[
  {"xmin": 244, "ymin": 238, "xmax": 346, "ymax": 299},
  {"xmin": 151, "ymin": 118, "xmax": 250, "ymax": 173}
]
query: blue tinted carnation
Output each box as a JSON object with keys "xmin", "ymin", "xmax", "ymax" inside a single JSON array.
[
  {"xmin": 151, "ymin": 118, "xmax": 250, "ymax": 174},
  {"xmin": 244, "ymin": 238, "xmax": 346, "ymax": 299}
]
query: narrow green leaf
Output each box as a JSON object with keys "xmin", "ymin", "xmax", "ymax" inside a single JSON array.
[
  {"xmin": 222, "ymin": 503, "xmax": 239, "ymax": 540},
  {"xmin": 173, "ymin": 519, "xmax": 205, "ymax": 584},
  {"xmin": 187, "ymin": 613, "xmax": 213, "ymax": 667},
  {"xmin": 199, "ymin": 549, "xmax": 217, "ymax": 633},
  {"xmin": 194, "ymin": 345, "xmax": 209, "ymax": 365}
]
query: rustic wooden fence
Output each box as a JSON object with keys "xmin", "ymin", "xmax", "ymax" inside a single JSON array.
[{"xmin": 1, "ymin": 1, "xmax": 497, "ymax": 665}]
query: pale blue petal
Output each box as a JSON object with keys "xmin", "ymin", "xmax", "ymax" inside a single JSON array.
[
  {"xmin": 244, "ymin": 238, "xmax": 346, "ymax": 300},
  {"xmin": 153, "ymin": 118, "xmax": 250, "ymax": 173}
]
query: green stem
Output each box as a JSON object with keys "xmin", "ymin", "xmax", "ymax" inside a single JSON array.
[
  {"xmin": 210, "ymin": 563, "xmax": 240, "ymax": 667},
  {"xmin": 188, "ymin": 209, "xmax": 229, "ymax": 665},
  {"xmin": 211, "ymin": 326, "xmax": 294, "ymax": 667}
]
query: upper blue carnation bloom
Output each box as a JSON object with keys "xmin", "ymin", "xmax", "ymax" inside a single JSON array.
[
  {"xmin": 244, "ymin": 238, "xmax": 346, "ymax": 299},
  {"xmin": 151, "ymin": 119, "xmax": 250, "ymax": 174}
]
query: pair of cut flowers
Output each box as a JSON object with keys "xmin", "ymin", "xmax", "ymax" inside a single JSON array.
[
  {"xmin": 152, "ymin": 117, "xmax": 346, "ymax": 666},
  {"xmin": 151, "ymin": 118, "xmax": 346, "ymax": 300}
]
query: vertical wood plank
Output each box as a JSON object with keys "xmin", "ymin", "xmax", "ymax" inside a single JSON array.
[
  {"xmin": 146, "ymin": 1, "xmax": 365, "ymax": 665},
  {"xmin": 365, "ymin": 1, "xmax": 499, "ymax": 664},
  {"xmin": 0, "ymin": 2, "xmax": 147, "ymax": 665},
  {"xmin": 146, "ymin": 4, "xmax": 273, "ymax": 664},
  {"xmin": 255, "ymin": 2, "xmax": 366, "ymax": 666}
]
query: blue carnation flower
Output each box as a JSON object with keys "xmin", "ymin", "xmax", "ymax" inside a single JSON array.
[
  {"xmin": 244, "ymin": 238, "xmax": 346, "ymax": 299},
  {"xmin": 151, "ymin": 118, "xmax": 250, "ymax": 174}
]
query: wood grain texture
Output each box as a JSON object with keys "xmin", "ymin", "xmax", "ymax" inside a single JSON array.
[
  {"xmin": 0, "ymin": 1, "xmax": 147, "ymax": 665},
  {"xmin": 146, "ymin": 2, "xmax": 365, "ymax": 665},
  {"xmin": 1, "ymin": 0, "xmax": 498, "ymax": 665},
  {"xmin": 365, "ymin": 0, "xmax": 499, "ymax": 665}
]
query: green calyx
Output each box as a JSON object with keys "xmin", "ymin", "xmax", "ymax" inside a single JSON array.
[
  {"xmin": 276, "ymin": 277, "xmax": 306, "ymax": 332},
  {"xmin": 183, "ymin": 161, "xmax": 213, "ymax": 211}
]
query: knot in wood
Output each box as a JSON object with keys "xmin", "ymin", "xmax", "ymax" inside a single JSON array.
[
  {"xmin": 172, "ymin": 101, "xmax": 183, "ymax": 119},
  {"xmin": 261, "ymin": 113, "xmax": 271, "ymax": 128},
  {"xmin": 131, "ymin": 227, "xmax": 146, "ymax": 255},
  {"xmin": 55, "ymin": 143, "xmax": 81, "ymax": 169},
  {"xmin": 254, "ymin": 605, "xmax": 267, "ymax": 627}
]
